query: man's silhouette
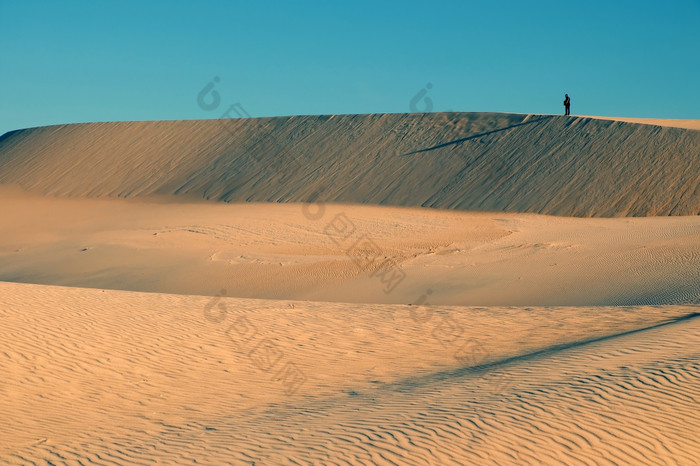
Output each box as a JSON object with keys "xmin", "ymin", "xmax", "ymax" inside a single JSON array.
[{"xmin": 564, "ymin": 94, "xmax": 571, "ymax": 116}]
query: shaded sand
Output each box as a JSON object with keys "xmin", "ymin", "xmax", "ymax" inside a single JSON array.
[
  {"xmin": 1, "ymin": 281, "xmax": 698, "ymax": 464},
  {"xmin": 1, "ymin": 112, "xmax": 699, "ymax": 217},
  {"xmin": 1, "ymin": 192, "xmax": 699, "ymax": 305}
]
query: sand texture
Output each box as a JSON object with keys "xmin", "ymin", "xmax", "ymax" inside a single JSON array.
[
  {"xmin": 1, "ymin": 112, "xmax": 699, "ymax": 464},
  {"xmin": 1, "ymin": 113, "xmax": 699, "ymax": 216}
]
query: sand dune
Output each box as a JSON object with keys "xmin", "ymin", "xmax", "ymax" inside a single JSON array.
[
  {"xmin": 2, "ymin": 112, "xmax": 699, "ymax": 464},
  {"xmin": 584, "ymin": 115, "xmax": 700, "ymax": 131},
  {"xmin": 2, "ymin": 191, "xmax": 700, "ymax": 305},
  {"xmin": 1, "ymin": 112, "xmax": 699, "ymax": 217},
  {"xmin": 1, "ymin": 281, "xmax": 698, "ymax": 464}
]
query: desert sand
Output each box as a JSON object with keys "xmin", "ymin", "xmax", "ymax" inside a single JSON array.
[
  {"xmin": 1, "ymin": 113, "xmax": 699, "ymax": 464},
  {"xmin": 583, "ymin": 116, "xmax": 700, "ymax": 131},
  {"xmin": 2, "ymin": 113, "xmax": 700, "ymax": 216},
  {"xmin": 1, "ymin": 193, "xmax": 700, "ymax": 306}
]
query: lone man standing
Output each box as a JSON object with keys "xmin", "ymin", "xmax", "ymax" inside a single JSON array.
[{"xmin": 564, "ymin": 93, "xmax": 571, "ymax": 116}]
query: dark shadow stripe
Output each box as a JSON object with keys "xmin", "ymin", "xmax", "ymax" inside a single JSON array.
[
  {"xmin": 400, "ymin": 115, "xmax": 555, "ymax": 156},
  {"xmin": 388, "ymin": 311, "xmax": 700, "ymax": 392}
]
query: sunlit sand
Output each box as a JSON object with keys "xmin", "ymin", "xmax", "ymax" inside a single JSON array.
[{"xmin": 1, "ymin": 113, "xmax": 699, "ymax": 464}]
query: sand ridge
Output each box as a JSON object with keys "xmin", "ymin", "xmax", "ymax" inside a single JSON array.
[
  {"xmin": 583, "ymin": 115, "xmax": 700, "ymax": 130},
  {"xmin": 1, "ymin": 112, "xmax": 699, "ymax": 217}
]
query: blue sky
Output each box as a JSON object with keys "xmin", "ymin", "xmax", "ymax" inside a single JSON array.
[{"xmin": 1, "ymin": 0, "xmax": 698, "ymax": 135}]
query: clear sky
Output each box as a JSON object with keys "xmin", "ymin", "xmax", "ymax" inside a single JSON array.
[{"xmin": 1, "ymin": 0, "xmax": 698, "ymax": 135}]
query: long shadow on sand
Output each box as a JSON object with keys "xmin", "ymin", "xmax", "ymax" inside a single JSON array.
[
  {"xmin": 386, "ymin": 311, "xmax": 700, "ymax": 393},
  {"xmin": 401, "ymin": 114, "xmax": 554, "ymax": 156}
]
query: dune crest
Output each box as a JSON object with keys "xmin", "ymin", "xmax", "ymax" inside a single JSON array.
[
  {"xmin": 1, "ymin": 112, "xmax": 699, "ymax": 216},
  {"xmin": 584, "ymin": 115, "xmax": 700, "ymax": 130}
]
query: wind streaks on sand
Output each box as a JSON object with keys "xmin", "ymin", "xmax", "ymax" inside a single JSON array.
[
  {"xmin": 2, "ymin": 111, "xmax": 699, "ymax": 464},
  {"xmin": 1, "ymin": 113, "xmax": 699, "ymax": 217},
  {"xmin": 1, "ymin": 282, "xmax": 698, "ymax": 464}
]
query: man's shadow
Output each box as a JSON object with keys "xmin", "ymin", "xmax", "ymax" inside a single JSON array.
[{"xmin": 400, "ymin": 114, "xmax": 555, "ymax": 156}]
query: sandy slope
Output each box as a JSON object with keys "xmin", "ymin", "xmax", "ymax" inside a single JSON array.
[
  {"xmin": 584, "ymin": 115, "xmax": 700, "ymax": 130},
  {"xmin": 1, "ymin": 112, "xmax": 699, "ymax": 217},
  {"xmin": 1, "ymin": 281, "xmax": 698, "ymax": 464},
  {"xmin": 2, "ymin": 191, "xmax": 699, "ymax": 305},
  {"xmin": 2, "ymin": 112, "xmax": 699, "ymax": 464}
]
